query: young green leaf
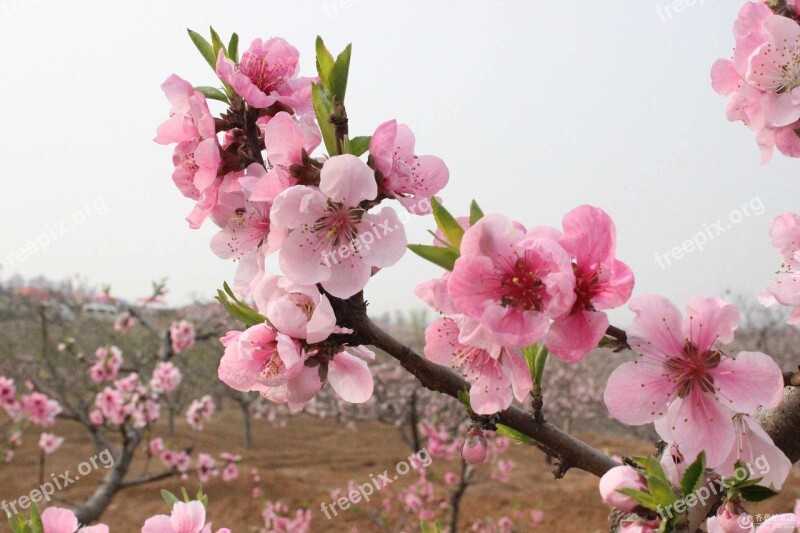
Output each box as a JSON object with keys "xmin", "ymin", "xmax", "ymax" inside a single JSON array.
[
  {"xmin": 331, "ymin": 43, "xmax": 352, "ymax": 102},
  {"xmin": 680, "ymin": 451, "xmax": 705, "ymax": 497},
  {"xmin": 469, "ymin": 200, "xmax": 485, "ymax": 225},
  {"xmin": 194, "ymin": 86, "xmax": 230, "ymax": 104},
  {"xmin": 228, "ymin": 32, "xmax": 239, "ymax": 62},
  {"xmin": 495, "ymin": 424, "xmax": 537, "ymax": 445},
  {"xmin": 407, "ymin": 244, "xmax": 460, "ymax": 271},
  {"xmin": 617, "ymin": 488, "xmax": 661, "ymax": 512},
  {"xmin": 315, "ymin": 36, "xmax": 335, "ymax": 93},
  {"xmin": 522, "ymin": 344, "xmax": 548, "ymax": 386},
  {"xmin": 161, "ymin": 489, "xmax": 180, "ymax": 509},
  {"xmin": 647, "ymin": 476, "xmax": 679, "ymax": 507},
  {"xmin": 209, "ymin": 26, "xmax": 227, "ymax": 58},
  {"xmin": 739, "ymin": 484, "xmax": 779, "ymax": 502},
  {"xmin": 187, "ymin": 29, "xmax": 217, "ymax": 70},
  {"xmin": 348, "ymin": 135, "xmax": 372, "ymax": 157},
  {"xmin": 644, "ymin": 456, "xmax": 670, "ymax": 486},
  {"xmin": 431, "ymin": 198, "xmax": 465, "ymax": 249},
  {"xmin": 312, "ymin": 83, "xmax": 337, "ymax": 155},
  {"xmin": 28, "ymin": 504, "xmax": 43, "ymax": 533}
]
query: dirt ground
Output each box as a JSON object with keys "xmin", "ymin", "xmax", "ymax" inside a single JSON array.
[{"xmin": 1, "ymin": 412, "xmax": 798, "ymax": 533}]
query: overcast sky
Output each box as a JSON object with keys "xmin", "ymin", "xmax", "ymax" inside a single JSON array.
[{"xmin": 2, "ymin": 0, "xmax": 798, "ymax": 323}]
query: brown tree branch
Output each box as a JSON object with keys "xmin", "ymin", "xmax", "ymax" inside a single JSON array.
[{"xmin": 331, "ymin": 292, "xmax": 620, "ymax": 478}]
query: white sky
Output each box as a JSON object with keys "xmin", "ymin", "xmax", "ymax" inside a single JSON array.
[{"xmin": 2, "ymin": 0, "xmax": 798, "ymax": 323}]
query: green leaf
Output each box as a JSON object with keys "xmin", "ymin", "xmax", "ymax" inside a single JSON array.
[
  {"xmin": 469, "ymin": 200, "xmax": 484, "ymax": 225},
  {"xmin": 216, "ymin": 289, "xmax": 268, "ymax": 328},
  {"xmin": 28, "ymin": 504, "xmax": 43, "ymax": 533},
  {"xmin": 331, "ymin": 43, "xmax": 352, "ymax": 102},
  {"xmin": 348, "ymin": 135, "xmax": 371, "ymax": 157},
  {"xmin": 194, "ymin": 86, "xmax": 230, "ymax": 104},
  {"xmin": 8, "ymin": 513, "xmax": 28, "ymax": 533},
  {"xmin": 495, "ymin": 424, "xmax": 536, "ymax": 445},
  {"xmin": 647, "ymin": 476, "xmax": 679, "ymax": 507},
  {"xmin": 430, "ymin": 198, "xmax": 465, "ymax": 249},
  {"xmin": 315, "ymin": 36, "xmax": 336, "ymax": 93},
  {"xmin": 740, "ymin": 484, "xmax": 779, "ymax": 503},
  {"xmin": 161, "ymin": 489, "xmax": 180, "ymax": 509},
  {"xmin": 181, "ymin": 487, "xmax": 191, "ymax": 502},
  {"xmin": 644, "ymin": 456, "xmax": 670, "ymax": 485},
  {"xmin": 522, "ymin": 344, "xmax": 548, "ymax": 386},
  {"xmin": 312, "ymin": 83, "xmax": 337, "ymax": 155},
  {"xmin": 228, "ymin": 32, "xmax": 239, "ymax": 62},
  {"xmin": 407, "ymin": 244, "xmax": 460, "ymax": 271},
  {"xmin": 209, "ymin": 26, "xmax": 227, "ymax": 58},
  {"xmin": 617, "ymin": 488, "xmax": 661, "ymax": 512},
  {"xmin": 680, "ymin": 451, "xmax": 705, "ymax": 497},
  {"xmin": 187, "ymin": 29, "xmax": 217, "ymax": 70}
]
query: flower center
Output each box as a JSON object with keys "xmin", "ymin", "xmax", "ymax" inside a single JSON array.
[
  {"xmin": 499, "ymin": 257, "xmax": 544, "ymax": 311},
  {"xmin": 238, "ymin": 54, "xmax": 287, "ymax": 95},
  {"xmin": 664, "ymin": 342, "xmax": 721, "ymax": 398},
  {"xmin": 311, "ymin": 201, "xmax": 363, "ymax": 248},
  {"xmin": 573, "ymin": 263, "xmax": 601, "ymax": 311}
]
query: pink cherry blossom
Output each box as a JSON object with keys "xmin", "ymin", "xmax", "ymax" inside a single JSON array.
[
  {"xmin": 186, "ymin": 170, "xmax": 244, "ymax": 231},
  {"xmin": 38, "ymin": 432, "xmax": 64, "ymax": 455},
  {"xmin": 149, "ymin": 437, "xmax": 165, "ymax": 455},
  {"xmin": 604, "ymin": 295, "xmax": 784, "ymax": 467},
  {"xmin": 424, "ymin": 317, "xmax": 531, "ymax": 414},
  {"xmin": 448, "ymin": 214, "xmax": 576, "ymax": 349},
  {"xmin": 216, "ymin": 38, "xmax": 308, "ymax": 110},
  {"xmin": 197, "ymin": 453, "xmax": 218, "ymax": 483},
  {"xmin": 0, "ymin": 376, "xmax": 16, "ymax": 406},
  {"xmin": 717, "ymin": 414, "xmax": 792, "ymax": 490},
  {"xmin": 142, "ymin": 500, "xmax": 224, "ymax": 533},
  {"xmin": 20, "ymin": 392, "xmax": 62, "ymax": 427},
  {"xmin": 217, "ymin": 325, "xmax": 307, "ymax": 404},
  {"xmin": 252, "ymin": 275, "xmax": 336, "ymax": 343},
  {"xmin": 747, "ymin": 15, "xmax": 800, "ymax": 127},
  {"xmin": 170, "ymin": 320, "xmax": 196, "ymax": 354},
  {"xmin": 89, "ymin": 409, "xmax": 104, "ymax": 426},
  {"xmin": 113, "ymin": 311, "xmax": 136, "ymax": 334},
  {"xmin": 240, "ymin": 112, "xmax": 321, "ymax": 203},
  {"xmin": 41, "ymin": 507, "xmax": 109, "ymax": 533},
  {"xmin": 762, "ymin": 212, "xmax": 800, "ymax": 323},
  {"xmin": 369, "ymin": 119, "xmax": 449, "ymax": 213},
  {"xmin": 712, "ymin": 4, "xmax": 800, "ymax": 161},
  {"xmin": 544, "ymin": 205, "xmax": 634, "ymax": 362},
  {"xmin": 156, "ymin": 75, "xmax": 222, "ymax": 209},
  {"xmin": 599, "ymin": 465, "xmax": 647, "ymax": 513},
  {"xmin": 186, "ymin": 395, "xmax": 216, "ymax": 431},
  {"xmin": 150, "ymin": 362, "xmax": 183, "ymax": 394},
  {"xmin": 270, "ymin": 154, "xmax": 407, "ymax": 298}
]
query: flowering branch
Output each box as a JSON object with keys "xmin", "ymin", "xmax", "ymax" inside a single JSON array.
[{"xmin": 329, "ymin": 290, "xmax": 621, "ymax": 478}]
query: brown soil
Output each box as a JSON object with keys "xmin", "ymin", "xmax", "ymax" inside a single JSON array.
[{"xmin": 1, "ymin": 413, "xmax": 797, "ymax": 533}]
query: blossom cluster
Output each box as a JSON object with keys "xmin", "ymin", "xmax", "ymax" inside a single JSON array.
[
  {"xmin": 156, "ymin": 32, "xmax": 449, "ymax": 412},
  {"xmin": 1, "ymin": 377, "xmax": 63, "ymax": 462},
  {"xmin": 416, "ymin": 205, "xmax": 634, "ymax": 414},
  {"xmin": 712, "ymin": 1, "xmax": 800, "ymax": 161}
]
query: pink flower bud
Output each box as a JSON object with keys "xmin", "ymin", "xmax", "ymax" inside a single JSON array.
[
  {"xmin": 461, "ymin": 428, "xmax": 487, "ymax": 464},
  {"xmin": 714, "ymin": 502, "xmax": 753, "ymax": 533},
  {"xmin": 599, "ymin": 465, "xmax": 647, "ymax": 513}
]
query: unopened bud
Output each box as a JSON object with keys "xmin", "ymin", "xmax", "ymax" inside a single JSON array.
[{"xmin": 461, "ymin": 428, "xmax": 487, "ymax": 464}]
